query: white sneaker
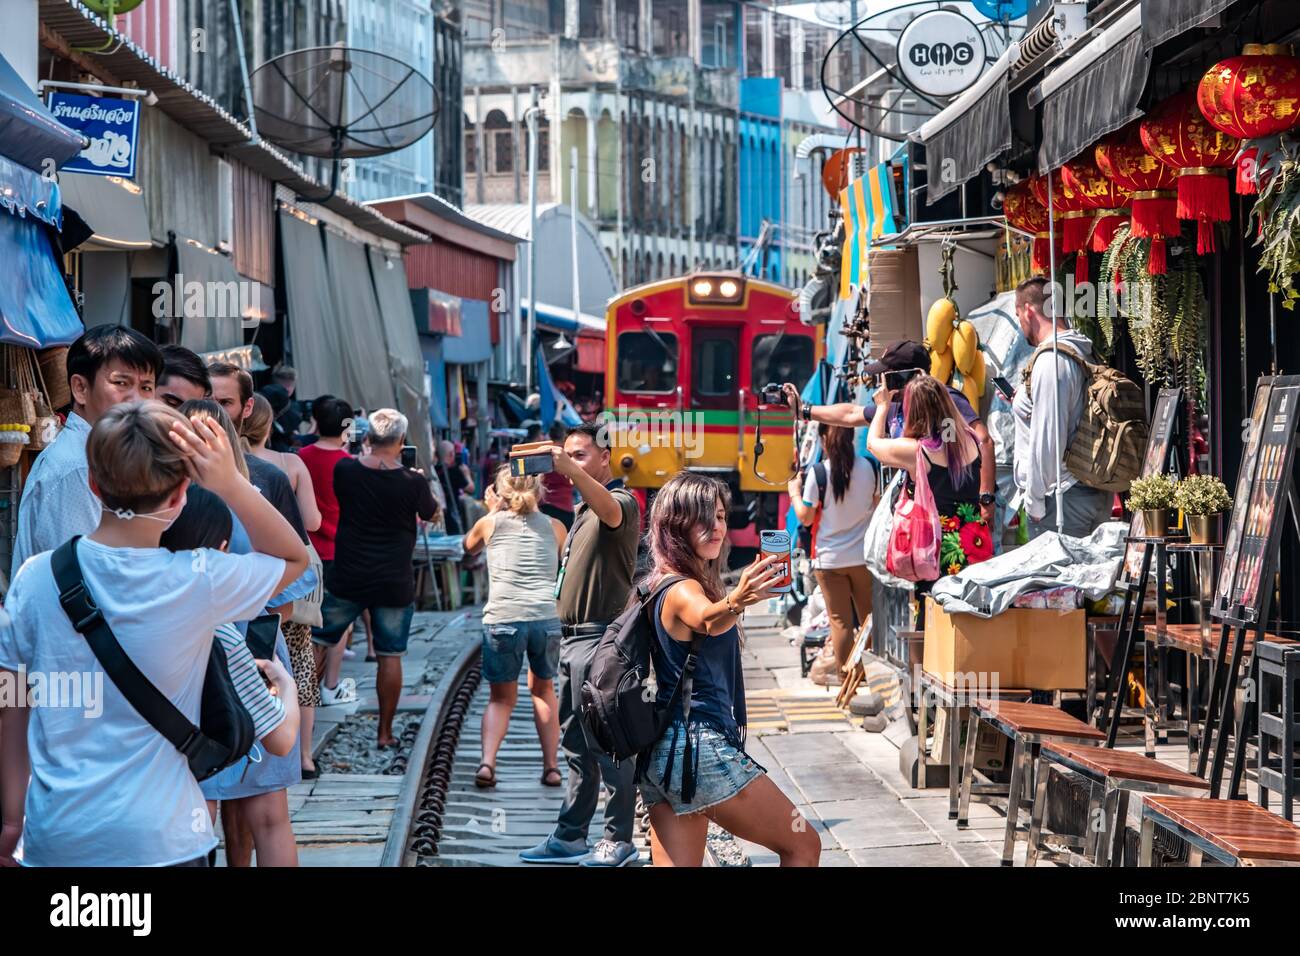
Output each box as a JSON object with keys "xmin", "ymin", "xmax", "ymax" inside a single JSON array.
[{"xmin": 320, "ymin": 678, "xmax": 358, "ymax": 705}]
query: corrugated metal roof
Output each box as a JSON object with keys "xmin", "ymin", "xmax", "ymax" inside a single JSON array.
[
  {"xmin": 370, "ymin": 192, "xmax": 524, "ymax": 245},
  {"xmin": 39, "ymin": 0, "xmax": 426, "ymax": 246},
  {"xmin": 463, "ymin": 203, "xmax": 563, "ymax": 241}
]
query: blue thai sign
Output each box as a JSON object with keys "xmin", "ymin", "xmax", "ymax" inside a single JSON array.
[{"xmin": 44, "ymin": 92, "xmax": 140, "ymax": 179}]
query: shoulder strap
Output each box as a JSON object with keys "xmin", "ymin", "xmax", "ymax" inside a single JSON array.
[
  {"xmin": 1022, "ymin": 342, "xmax": 1090, "ymax": 404},
  {"xmin": 813, "ymin": 461, "xmax": 828, "ymax": 507},
  {"xmin": 50, "ymin": 538, "xmax": 207, "ymax": 761}
]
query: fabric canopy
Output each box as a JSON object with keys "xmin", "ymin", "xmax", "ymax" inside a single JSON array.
[
  {"xmin": 322, "ymin": 229, "xmax": 398, "ymax": 414},
  {"xmin": 368, "ymin": 245, "xmax": 433, "ymax": 471},
  {"xmin": 0, "ymin": 211, "xmax": 82, "ymax": 348},
  {"xmin": 1, "ymin": 157, "xmax": 61, "ymax": 228},
  {"xmin": 58, "ymin": 173, "xmax": 151, "ymax": 251},
  {"xmin": 419, "ymin": 335, "xmax": 449, "ymax": 429},
  {"xmin": 280, "ymin": 211, "xmax": 348, "ymax": 402},
  {"xmin": 521, "ymin": 298, "xmax": 606, "ymax": 335},
  {"xmin": 0, "ymin": 51, "xmax": 84, "ymax": 174},
  {"xmin": 1141, "ymin": 0, "xmax": 1238, "ymax": 51},
  {"xmin": 174, "ymin": 236, "xmax": 246, "ymax": 354},
  {"xmin": 912, "ymin": 42, "xmax": 1018, "ymax": 206},
  {"xmin": 1038, "ymin": 6, "xmax": 1148, "ymax": 173},
  {"xmin": 442, "ymin": 297, "xmax": 492, "ymax": 364}
]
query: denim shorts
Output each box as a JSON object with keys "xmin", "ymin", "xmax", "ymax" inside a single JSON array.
[
  {"xmin": 482, "ymin": 618, "xmax": 562, "ymax": 683},
  {"xmin": 638, "ymin": 719, "xmax": 764, "ymax": 816},
  {"xmin": 311, "ymin": 595, "xmax": 415, "ymax": 656}
]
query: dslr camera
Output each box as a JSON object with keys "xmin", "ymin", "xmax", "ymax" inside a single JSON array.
[{"xmin": 760, "ymin": 382, "xmax": 788, "ymax": 406}]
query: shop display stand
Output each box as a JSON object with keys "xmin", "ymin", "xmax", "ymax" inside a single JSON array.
[
  {"xmin": 1198, "ymin": 377, "xmax": 1300, "ymax": 799},
  {"xmin": 1098, "ymin": 389, "xmax": 1183, "ymax": 748},
  {"xmin": 1160, "ymin": 542, "xmax": 1224, "ymax": 769}
]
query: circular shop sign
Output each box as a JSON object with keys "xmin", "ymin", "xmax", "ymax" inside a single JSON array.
[{"xmin": 896, "ymin": 9, "xmax": 987, "ymax": 98}]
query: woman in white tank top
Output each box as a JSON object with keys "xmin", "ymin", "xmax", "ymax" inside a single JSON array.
[{"xmin": 464, "ymin": 466, "xmax": 568, "ymax": 789}]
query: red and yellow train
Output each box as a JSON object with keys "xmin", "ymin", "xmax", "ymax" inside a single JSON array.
[{"xmin": 603, "ymin": 271, "xmax": 824, "ymax": 548}]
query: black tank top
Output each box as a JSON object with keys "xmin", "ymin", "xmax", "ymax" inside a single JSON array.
[{"xmin": 909, "ymin": 447, "xmax": 981, "ymax": 517}]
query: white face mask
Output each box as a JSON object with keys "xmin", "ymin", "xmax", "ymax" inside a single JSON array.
[{"xmin": 101, "ymin": 501, "xmax": 183, "ymax": 530}]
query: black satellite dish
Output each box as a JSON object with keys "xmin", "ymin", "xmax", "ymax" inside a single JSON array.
[{"xmin": 251, "ymin": 45, "xmax": 439, "ymax": 202}]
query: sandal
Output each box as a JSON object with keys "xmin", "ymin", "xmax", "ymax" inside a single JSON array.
[
  {"xmin": 540, "ymin": 766, "xmax": 562, "ymax": 787},
  {"xmin": 475, "ymin": 763, "xmax": 497, "ymax": 788}
]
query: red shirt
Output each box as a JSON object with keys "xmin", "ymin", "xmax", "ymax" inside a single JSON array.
[
  {"xmin": 297, "ymin": 443, "xmax": 351, "ymax": 559},
  {"xmin": 542, "ymin": 469, "xmax": 574, "ymax": 512}
]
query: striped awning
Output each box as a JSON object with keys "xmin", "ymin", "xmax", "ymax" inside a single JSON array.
[{"xmin": 838, "ymin": 162, "xmax": 899, "ymax": 300}]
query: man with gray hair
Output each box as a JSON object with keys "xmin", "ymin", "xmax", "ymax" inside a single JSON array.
[{"xmin": 311, "ymin": 409, "xmax": 438, "ymax": 748}]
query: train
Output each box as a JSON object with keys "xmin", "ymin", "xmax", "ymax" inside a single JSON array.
[{"xmin": 602, "ymin": 271, "xmax": 825, "ymax": 554}]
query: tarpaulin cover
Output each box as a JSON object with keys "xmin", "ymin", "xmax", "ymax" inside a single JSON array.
[
  {"xmin": 0, "ymin": 211, "xmax": 82, "ymax": 348},
  {"xmin": 1141, "ymin": 0, "xmax": 1238, "ymax": 51},
  {"xmin": 280, "ymin": 211, "xmax": 346, "ymax": 402},
  {"xmin": 368, "ymin": 246, "xmax": 433, "ymax": 471},
  {"xmin": 0, "ymin": 50, "xmax": 84, "ymax": 174},
  {"xmin": 1039, "ymin": 24, "xmax": 1149, "ymax": 173},
  {"xmin": 174, "ymin": 236, "xmax": 245, "ymax": 354},
  {"xmin": 419, "ymin": 334, "xmax": 449, "ymax": 429},
  {"xmin": 929, "ymin": 521, "xmax": 1127, "ymax": 617},
  {"xmin": 441, "ymin": 297, "xmax": 493, "ymax": 364},
  {"xmin": 322, "ymin": 228, "xmax": 398, "ymax": 414},
  {"xmin": 0, "ymin": 157, "xmax": 61, "ymax": 228}
]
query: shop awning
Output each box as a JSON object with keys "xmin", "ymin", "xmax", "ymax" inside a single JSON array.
[
  {"xmin": 575, "ymin": 335, "xmax": 605, "ymax": 374},
  {"xmin": 520, "ymin": 298, "xmax": 607, "ymax": 336},
  {"xmin": 1141, "ymin": 0, "xmax": 1237, "ymax": 51},
  {"xmin": 322, "ymin": 228, "xmax": 398, "ymax": 413},
  {"xmin": 441, "ymin": 298, "xmax": 493, "ymax": 364},
  {"xmin": 911, "ymin": 42, "xmax": 1019, "ymax": 206},
  {"xmin": 410, "ymin": 287, "xmax": 462, "ymax": 336},
  {"xmin": 280, "ymin": 210, "xmax": 347, "ymax": 401},
  {"xmin": 419, "ymin": 335, "xmax": 449, "ymax": 429},
  {"xmin": 0, "ymin": 210, "xmax": 83, "ymax": 348},
  {"xmin": 1, "ymin": 157, "xmax": 61, "ymax": 227},
  {"xmin": 368, "ymin": 245, "xmax": 433, "ymax": 470},
  {"xmin": 1035, "ymin": 6, "xmax": 1148, "ymax": 173},
  {"xmin": 172, "ymin": 236, "xmax": 246, "ymax": 354},
  {"xmin": 58, "ymin": 173, "xmax": 151, "ymax": 251},
  {"xmin": 0, "ymin": 50, "xmax": 84, "ymax": 175}
]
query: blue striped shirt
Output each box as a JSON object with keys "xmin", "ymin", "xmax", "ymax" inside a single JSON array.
[{"xmin": 214, "ymin": 622, "xmax": 285, "ymax": 739}]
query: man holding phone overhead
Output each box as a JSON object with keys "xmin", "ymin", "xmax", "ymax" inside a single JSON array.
[{"xmin": 783, "ymin": 339, "xmax": 999, "ymax": 525}]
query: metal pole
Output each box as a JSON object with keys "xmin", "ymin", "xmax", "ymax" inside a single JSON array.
[
  {"xmin": 228, "ymin": 0, "xmax": 259, "ymax": 144},
  {"xmin": 525, "ymin": 86, "xmax": 540, "ymax": 394},
  {"xmin": 571, "ymin": 147, "xmax": 581, "ymax": 333},
  {"xmin": 1045, "ymin": 166, "xmax": 1064, "ymax": 533}
]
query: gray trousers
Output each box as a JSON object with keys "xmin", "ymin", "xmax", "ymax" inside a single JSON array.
[
  {"xmin": 553, "ymin": 634, "xmax": 636, "ymax": 844},
  {"xmin": 1027, "ymin": 483, "xmax": 1113, "ymax": 540}
]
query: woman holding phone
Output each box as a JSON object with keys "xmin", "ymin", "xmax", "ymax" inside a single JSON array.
[{"xmin": 638, "ymin": 473, "xmax": 822, "ymax": 867}]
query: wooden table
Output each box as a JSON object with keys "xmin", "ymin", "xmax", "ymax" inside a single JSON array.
[
  {"xmin": 959, "ymin": 699, "xmax": 1106, "ymax": 866},
  {"xmin": 1140, "ymin": 794, "xmax": 1300, "ymax": 866},
  {"xmin": 1029, "ymin": 742, "xmax": 1208, "ymax": 867}
]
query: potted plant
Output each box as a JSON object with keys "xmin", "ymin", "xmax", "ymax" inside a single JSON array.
[
  {"xmin": 1173, "ymin": 474, "xmax": 1233, "ymax": 545},
  {"xmin": 1128, "ymin": 474, "xmax": 1177, "ymax": 537}
]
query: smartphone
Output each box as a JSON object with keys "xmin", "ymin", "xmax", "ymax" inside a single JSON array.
[
  {"xmin": 401, "ymin": 444, "xmax": 417, "ymax": 469},
  {"xmin": 759, "ymin": 529, "xmax": 792, "ymax": 594},
  {"xmin": 245, "ymin": 613, "xmax": 281, "ymax": 660},
  {"xmin": 509, "ymin": 441, "xmax": 556, "ymax": 476},
  {"xmin": 884, "ymin": 368, "xmax": 922, "ymax": 392},
  {"xmin": 992, "ymin": 376, "xmax": 1015, "ymax": 401}
]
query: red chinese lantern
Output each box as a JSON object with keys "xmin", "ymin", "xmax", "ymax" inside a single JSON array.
[
  {"xmin": 1004, "ymin": 180, "xmax": 1052, "ymax": 273},
  {"xmin": 1060, "ymin": 155, "xmax": 1132, "ymax": 263},
  {"xmin": 1095, "ymin": 124, "xmax": 1180, "ymax": 274},
  {"xmin": 1197, "ymin": 43, "xmax": 1300, "ymax": 194},
  {"xmin": 1141, "ymin": 91, "xmax": 1241, "ymax": 255},
  {"xmin": 1028, "ymin": 173, "xmax": 1087, "ymax": 276}
]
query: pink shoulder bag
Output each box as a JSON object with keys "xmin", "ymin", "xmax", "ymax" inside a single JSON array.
[{"xmin": 886, "ymin": 445, "xmax": 942, "ymax": 582}]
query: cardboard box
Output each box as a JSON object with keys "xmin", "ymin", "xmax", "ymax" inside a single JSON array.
[
  {"xmin": 922, "ymin": 598, "xmax": 1087, "ymax": 691},
  {"xmin": 866, "ymin": 246, "xmax": 921, "ymax": 356},
  {"xmin": 932, "ymin": 704, "xmax": 1009, "ymax": 770}
]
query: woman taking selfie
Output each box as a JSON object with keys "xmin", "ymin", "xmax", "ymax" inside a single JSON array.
[
  {"xmin": 788, "ymin": 424, "xmax": 877, "ymax": 685},
  {"xmin": 639, "ymin": 473, "xmax": 821, "ymax": 867},
  {"xmin": 867, "ymin": 375, "xmax": 991, "ymax": 613}
]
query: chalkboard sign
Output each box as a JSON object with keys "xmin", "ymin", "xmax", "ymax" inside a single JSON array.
[{"xmin": 1122, "ymin": 388, "xmax": 1182, "ymax": 579}]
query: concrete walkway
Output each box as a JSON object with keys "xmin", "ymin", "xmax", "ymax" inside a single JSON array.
[{"xmin": 736, "ymin": 606, "xmax": 1010, "ymax": 867}]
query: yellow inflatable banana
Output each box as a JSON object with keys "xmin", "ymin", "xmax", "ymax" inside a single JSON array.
[
  {"xmin": 930, "ymin": 347, "xmax": 955, "ymax": 384},
  {"xmin": 953, "ymin": 320, "xmax": 980, "ymax": 375},
  {"xmin": 925, "ymin": 298, "xmax": 957, "ymax": 353}
]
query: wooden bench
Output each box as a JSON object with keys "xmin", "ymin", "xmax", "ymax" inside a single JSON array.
[
  {"xmin": 1139, "ymin": 794, "xmax": 1300, "ymax": 867},
  {"xmin": 1028, "ymin": 742, "xmax": 1208, "ymax": 867},
  {"xmin": 959, "ymin": 699, "xmax": 1106, "ymax": 866}
]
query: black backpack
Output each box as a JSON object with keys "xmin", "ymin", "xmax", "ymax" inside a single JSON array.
[
  {"xmin": 51, "ymin": 537, "xmax": 256, "ymax": 781},
  {"xmin": 795, "ymin": 461, "xmax": 828, "ymax": 556},
  {"xmin": 580, "ymin": 575, "xmax": 703, "ymax": 763}
]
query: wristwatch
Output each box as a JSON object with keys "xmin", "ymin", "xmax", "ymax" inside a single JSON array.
[
  {"xmin": 801, "ymin": 403, "xmax": 813, "ymax": 422},
  {"xmin": 979, "ymin": 492, "xmax": 996, "ymax": 506}
]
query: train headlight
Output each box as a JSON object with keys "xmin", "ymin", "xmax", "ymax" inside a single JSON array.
[
  {"xmin": 688, "ymin": 275, "xmax": 745, "ymax": 305},
  {"xmin": 719, "ymin": 279, "xmax": 739, "ymax": 298},
  {"xmin": 692, "ymin": 279, "xmax": 714, "ymax": 298}
]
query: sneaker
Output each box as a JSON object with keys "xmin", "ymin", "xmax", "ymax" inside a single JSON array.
[
  {"xmin": 518, "ymin": 835, "xmax": 590, "ymax": 865},
  {"xmin": 342, "ymin": 648, "xmax": 357, "ymax": 660},
  {"xmin": 319, "ymin": 679, "xmax": 358, "ymax": 705},
  {"xmin": 579, "ymin": 839, "xmax": 638, "ymax": 867}
]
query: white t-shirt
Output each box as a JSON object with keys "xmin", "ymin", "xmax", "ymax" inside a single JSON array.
[
  {"xmin": 0, "ymin": 539, "xmax": 284, "ymax": 867},
  {"xmin": 804, "ymin": 457, "xmax": 878, "ymax": 570}
]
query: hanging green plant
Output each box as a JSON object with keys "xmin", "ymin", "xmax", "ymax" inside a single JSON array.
[{"xmin": 1251, "ymin": 137, "xmax": 1300, "ymax": 310}]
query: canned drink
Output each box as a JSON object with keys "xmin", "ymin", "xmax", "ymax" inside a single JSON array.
[{"xmin": 759, "ymin": 529, "xmax": 792, "ymax": 594}]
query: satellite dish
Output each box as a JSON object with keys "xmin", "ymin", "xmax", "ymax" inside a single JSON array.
[
  {"xmin": 251, "ymin": 45, "xmax": 438, "ymax": 202},
  {"xmin": 972, "ymin": 0, "xmax": 1029, "ymax": 20},
  {"xmin": 812, "ymin": 2, "xmax": 855, "ymax": 27},
  {"xmin": 81, "ymin": 0, "xmax": 146, "ymax": 14},
  {"xmin": 820, "ymin": 0, "xmax": 1021, "ymax": 141}
]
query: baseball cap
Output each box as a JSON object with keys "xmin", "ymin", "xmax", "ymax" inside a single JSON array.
[{"xmin": 863, "ymin": 340, "xmax": 929, "ymax": 376}]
